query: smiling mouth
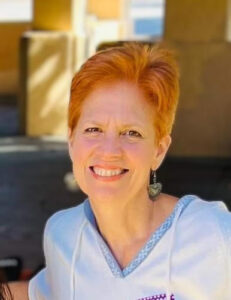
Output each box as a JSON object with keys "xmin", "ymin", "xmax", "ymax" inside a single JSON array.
[{"xmin": 89, "ymin": 166, "xmax": 129, "ymax": 177}]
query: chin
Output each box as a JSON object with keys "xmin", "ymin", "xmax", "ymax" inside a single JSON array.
[{"xmin": 88, "ymin": 188, "xmax": 125, "ymax": 202}]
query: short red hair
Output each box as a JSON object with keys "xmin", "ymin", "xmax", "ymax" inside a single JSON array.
[{"xmin": 69, "ymin": 42, "xmax": 179, "ymax": 142}]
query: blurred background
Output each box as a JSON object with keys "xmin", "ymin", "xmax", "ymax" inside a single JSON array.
[{"xmin": 0, "ymin": 0, "xmax": 231, "ymax": 281}]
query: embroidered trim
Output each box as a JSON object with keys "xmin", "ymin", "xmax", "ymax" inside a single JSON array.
[
  {"xmin": 138, "ymin": 293, "xmax": 175, "ymax": 300},
  {"xmin": 85, "ymin": 195, "xmax": 195, "ymax": 278},
  {"xmin": 101, "ymin": 195, "xmax": 194, "ymax": 277}
]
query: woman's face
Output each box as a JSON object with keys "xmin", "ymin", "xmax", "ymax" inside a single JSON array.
[{"xmin": 69, "ymin": 81, "xmax": 170, "ymax": 203}]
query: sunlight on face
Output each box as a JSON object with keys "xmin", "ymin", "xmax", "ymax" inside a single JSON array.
[{"xmin": 69, "ymin": 81, "xmax": 163, "ymax": 204}]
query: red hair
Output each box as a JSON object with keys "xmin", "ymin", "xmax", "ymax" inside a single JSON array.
[{"xmin": 69, "ymin": 42, "xmax": 179, "ymax": 142}]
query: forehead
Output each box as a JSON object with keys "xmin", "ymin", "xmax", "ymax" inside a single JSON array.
[{"xmin": 78, "ymin": 81, "xmax": 154, "ymax": 125}]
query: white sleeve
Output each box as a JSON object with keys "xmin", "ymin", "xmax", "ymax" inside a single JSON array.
[
  {"xmin": 28, "ymin": 211, "xmax": 63, "ymax": 300},
  {"xmin": 213, "ymin": 203, "xmax": 231, "ymax": 297},
  {"xmin": 28, "ymin": 269, "xmax": 51, "ymax": 300},
  {"xmin": 223, "ymin": 211, "xmax": 231, "ymax": 296},
  {"xmin": 28, "ymin": 205, "xmax": 84, "ymax": 300}
]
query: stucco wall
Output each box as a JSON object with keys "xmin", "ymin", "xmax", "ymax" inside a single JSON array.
[
  {"xmin": 164, "ymin": 0, "xmax": 227, "ymax": 42},
  {"xmin": 168, "ymin": 41, "xmax": 231, "ymax": 157},
  {"xmin": 88, "ymin": 0, "xmax": 122, "ymax": 19},
  {"xmin": 20, "ymin": 32, "xmax": 76, "ymax": 136},
  {"xmin": 0, "ymin": 22, "xmax": 31, "ymax": 96},
  {"xmin": 33, "ymin": 0, "xmax": 72, "ymax": 31},
  {"xmin": 165, "ymin": 0, "xmax": 231, "ymax": 157}
]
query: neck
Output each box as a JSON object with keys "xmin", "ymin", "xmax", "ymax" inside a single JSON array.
[{"xmin": 88, "ymin": 192, "xmax": 160, "ymax": 268}]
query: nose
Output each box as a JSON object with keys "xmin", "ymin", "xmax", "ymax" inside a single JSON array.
[{"xmin": 97, "ymin": 133, "xmax": 122, "ymax": 160}]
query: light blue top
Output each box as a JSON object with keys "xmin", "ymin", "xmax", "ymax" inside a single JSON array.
[
  {"xmin": 84, "ymin": 195, "xmax": 194, "ymax": 278},
  {"xmin": 29, "ymin": 195, "xmax": 231, "ymax": 300}
]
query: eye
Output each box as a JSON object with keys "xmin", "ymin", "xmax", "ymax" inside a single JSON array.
[
  {"xmin": 84, "ymin": 127, "xmax": 101, "ymax": 133},
  {"xmin": 123, "ymin": 130, "xmax": 142, "ymax": 138}
]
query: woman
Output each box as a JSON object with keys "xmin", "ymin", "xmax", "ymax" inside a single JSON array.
[
  {"xmin": 29, "ymin": 43, "xmax": 231, "ymax": 299},
  {"xmin": 0, "ymin": 282, "xmax": 12, "ymax": 300},
  {"xmin": 8, "ymin": 282, "xmax": 29, "ymax": 300},
  {"xmin": 0, "ymin": 281, "xmax": 29, "ymax": 300}
]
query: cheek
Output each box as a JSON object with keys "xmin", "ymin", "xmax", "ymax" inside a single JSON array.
[
  {"xmin": 70, "ymin": 140, "xmax": 91, "ymax": 193},
  {"xmin": 71, "ymin": 138, "xmax": 92, "ymax": 166},
  {"xmin": 125, "ymin": 142, "xmax": 156, "ymax": 167},
  {"xmin": 70, "ymin": 138, "xmax": 100, "ymax": 185}
]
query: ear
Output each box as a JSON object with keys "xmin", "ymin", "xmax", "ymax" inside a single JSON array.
[
  {"xmin": 68, "ymin": 128, "xmax": 74, "ymax": 162},
  {"xmin": 152, "ymin": 135, "xmax": 172, "ymax": 170}
]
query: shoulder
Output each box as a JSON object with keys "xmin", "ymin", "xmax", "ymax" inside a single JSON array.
[
  {"xmin": 184, "ymin": 195, "xmax": 231, "ymax": 223},
  {"xmin": 44, "ymin": 200, "xmax": 87, "ymax": 241},
  {"xmin": 182, "ymin": 195, "xmax": 231, "ymax": 251},
  {"xmin": 42, "ymin": 200, "xmax": 89, "ymax": 263}
]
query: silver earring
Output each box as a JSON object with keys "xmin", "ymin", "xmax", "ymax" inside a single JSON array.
[{"xmin": 148, "ymin": 170, "xmax": 162, "ymax": 199}]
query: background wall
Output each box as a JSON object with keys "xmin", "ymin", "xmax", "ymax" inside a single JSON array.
[
  {"xmin": 88, "ymin": 0, "xmax": 122, "ymax": 19},
  {"xmin": 0, "ymin": 0, "xmax": 230, "ymax": 157},
  {"xmin": 164, "ymin": 0, "xmax": 231, "ymax": 157},
  {"xmin": 0, "ymin": 22, "xmax": 31, "ymax": 97}
]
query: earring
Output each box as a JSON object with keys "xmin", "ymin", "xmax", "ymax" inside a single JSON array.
[{"xmin": 148, "ymin": 170, "xmax": 162, "ymax": 199}]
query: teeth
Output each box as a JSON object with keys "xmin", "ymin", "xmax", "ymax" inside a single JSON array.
[{"xmin": 93, "ymin": 167, "xmax": 124, "ymax": 177}]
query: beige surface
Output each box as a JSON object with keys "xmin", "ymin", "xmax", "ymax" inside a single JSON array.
[
  {"xmin": 33, "ymin": 0, "xmax": 73, "ymax": 30},
  {"xmin": 164, "ymin": 0, "xmax": 228, "ymax": 42},
  {"xmin": 0, "ymin": 22, "xmax": 31, "ymax": 95},
  {"xmin": 88, "ymin": 0, "xmax": 122, "ymax": 19},
  {"xmin": 167, "ymin": 41, "xmax": 231, "ymax": 157},
  {"xmin": 164, "ymin": 0, "xmax": 231, "ymax": 157},
  {"xmin": 21, "ymin": 32, "xmax": 77, "ymax": 136},
  {"xmin": 0, "ymin": 70, "xmax": 18, "ymax": 95}
]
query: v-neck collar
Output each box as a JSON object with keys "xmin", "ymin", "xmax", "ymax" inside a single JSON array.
[{"xmin": 84, "ymin": 195, "xmax": 196, "ymax": 278}]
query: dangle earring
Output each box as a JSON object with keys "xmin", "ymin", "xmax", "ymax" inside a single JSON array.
[{"xmin": 148, "ymin": 170, "xmax": 162, "ymax": 199}]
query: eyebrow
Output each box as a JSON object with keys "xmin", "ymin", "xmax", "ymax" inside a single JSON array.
[{"xmin": 84, "ymin": 120, "xmax": 145, "ymax": 129}]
